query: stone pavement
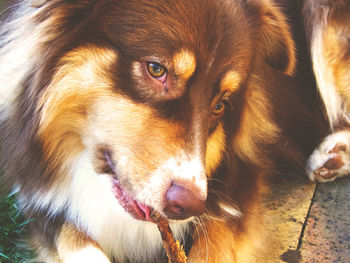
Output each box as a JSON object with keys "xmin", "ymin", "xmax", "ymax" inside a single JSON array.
[{"xmin": 262, "ymin": 174, "xmax": 350, "ymax": 263}]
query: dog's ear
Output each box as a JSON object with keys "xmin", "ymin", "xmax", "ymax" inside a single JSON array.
[{"xmin": 253, "ymin": 0, "xmax": 296, "ymax": 75}]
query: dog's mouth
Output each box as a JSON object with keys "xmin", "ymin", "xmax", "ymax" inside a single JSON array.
[
  {"xmin": 104, "ymin": 151, "xmax": 154, "ymax": 222},
  {"xmin": 111, "ymin": 178, "xmax": 154, "ymax": 222}
]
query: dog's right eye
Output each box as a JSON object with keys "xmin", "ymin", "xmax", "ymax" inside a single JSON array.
[
  {"xmin": 147, "ymin": 62, "xmax": 167, "ymax": 79},
  {"xmin": 213, "ymin": 101, "xmax": 225, "ymax": 116}
]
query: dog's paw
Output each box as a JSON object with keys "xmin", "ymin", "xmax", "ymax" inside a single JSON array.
[{"xmin": 306, "ymin": 130, "xmax": 350, "ymax": 182}]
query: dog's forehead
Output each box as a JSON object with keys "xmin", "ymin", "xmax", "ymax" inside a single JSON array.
[{"xmin": 101, "ymin": 0, "xmax": 252, "ymax": 69}]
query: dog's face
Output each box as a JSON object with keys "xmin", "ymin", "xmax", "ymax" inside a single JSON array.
[{"xmin": 35, "ymin": 0, "xmax": 295, "ymax": 222}]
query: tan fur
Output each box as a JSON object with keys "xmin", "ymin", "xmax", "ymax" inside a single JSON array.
[
  {"xmin": 205, "ymin": 123, "xmax": 226, "ymax": 175},
  {"xmin": 189, "ymin": 202, "xmax": 264, "ymax": 263},
  {"xmin": 322, "ymin": 21, "xmax": 350, "ymax": 115},
  {"xmin": 57, "ymin": 224, "xmax": 111, "ymax": 263},
  {"xmin": 220, "ymin": 71, "xmax": 241, "ymax": 93},
  {"xmin": 87, "ymin": 94, "xmax": 187, "ymax": 176},
  {"xmin": 37, "ymin": 45, "xmax": 118, "ymax": 172},
  {"xmin": 173, "ymin": 49, "xmax": 197, "ymax": 80},
  {"xmin": 233, "ymin": 74, "xmax": 280, "ymax": 166}
]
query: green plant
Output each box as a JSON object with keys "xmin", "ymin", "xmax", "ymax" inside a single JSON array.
[{"xmin": 0, "ymin": 192, "xmax": 35, "ymax": 263}]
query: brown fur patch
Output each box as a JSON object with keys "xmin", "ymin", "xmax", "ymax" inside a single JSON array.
[{"xmin": 258, "ymin": 0, "xmax": 296, "ymax": 75}]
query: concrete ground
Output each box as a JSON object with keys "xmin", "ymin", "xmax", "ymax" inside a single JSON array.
[{"xmin": 262, "ymin": 174, "xmax": 350, "ymax": 263}]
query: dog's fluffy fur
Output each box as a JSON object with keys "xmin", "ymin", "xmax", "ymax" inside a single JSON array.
[
  {"xmin": 0, "ymin": 0, "xmax": 329, "ymax": 262},
  {"xmin": 303, "ymin": 0, "xmax": 350, "ymax": 183}
]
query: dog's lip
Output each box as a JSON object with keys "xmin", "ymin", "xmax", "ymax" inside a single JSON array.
[
  {"xmin": 111, "ymin": 178, "xmax": 153, "ymax": 222},
  {"xmin": 104, "ymin": 151, "xmax": 154, "ymax": 222}
]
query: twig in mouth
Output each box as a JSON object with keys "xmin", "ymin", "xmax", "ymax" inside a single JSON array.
[{"xmin": 150, "ymin": 210, "xmax": 187, "ymax": 263}]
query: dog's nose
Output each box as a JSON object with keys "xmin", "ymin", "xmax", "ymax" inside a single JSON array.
[{"xmin": 164, "ymin": 182, "xmax": 206, "ymax": 220}]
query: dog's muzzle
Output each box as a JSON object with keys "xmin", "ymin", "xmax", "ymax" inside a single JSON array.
[{"xmin": 164, "ymin": 182, "xmax": 206, "ymax": 220}]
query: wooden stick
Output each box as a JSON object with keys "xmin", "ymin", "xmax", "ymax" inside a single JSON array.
[{"xmin": 151, "ymin": 210, "xmax": 187, "ymax": 263}]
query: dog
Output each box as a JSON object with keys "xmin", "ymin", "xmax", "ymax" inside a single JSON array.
[
  {"xmin": 0, "ymin": 0, "xmax": 326, "ymax": 262},
  {"xmin": 303, "ymin": 0, "xmax": 350, "ymax": 183}
]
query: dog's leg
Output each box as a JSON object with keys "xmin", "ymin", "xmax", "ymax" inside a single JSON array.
[
  {"xmin": 56, "ymin": 223, "xmax": 111, "ymax": 263},
  {"xmin": 304, "ymin": 1, "xmax": 350, "ymax": 182},
  {"xmin": 307, "ymin": 130, "xmax": 350, "ymax": 182}
]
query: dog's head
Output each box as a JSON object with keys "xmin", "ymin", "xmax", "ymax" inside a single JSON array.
[{"xmin": 32, "ymin": 0, "xmax": 295, "ymax": 222}]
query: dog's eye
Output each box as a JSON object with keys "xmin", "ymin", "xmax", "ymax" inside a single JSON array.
[
  {"xmin": 147, "ymin": 62, "xmax": 167, "ymax": 79},
  {"xmin": 213, "ymin": 101, "xmax": 225, "ymax": 116}
]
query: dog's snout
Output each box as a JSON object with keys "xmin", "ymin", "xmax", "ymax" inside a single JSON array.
[{"xmin": 164, "ymin": 182, "xmax": 206, "ymax": 220}]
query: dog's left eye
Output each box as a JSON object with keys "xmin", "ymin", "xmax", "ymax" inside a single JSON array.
[
  {"xmin": 147, "ymin": 62, "xmax": 167, "ymax": 79},
  {"xmin": 213, "ymin": 101, "xmax": 225, "ymax": 116}
]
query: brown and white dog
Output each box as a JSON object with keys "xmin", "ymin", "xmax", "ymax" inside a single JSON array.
[
  {"xmin": 303, "ymin": 0, "xmax": 350, "ymax": 183},
  {"xmin": 0, "ymin": 0, "xmax": 331, "ymax": 262}
]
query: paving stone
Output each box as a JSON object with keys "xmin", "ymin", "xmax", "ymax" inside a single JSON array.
[
  {"xmin": 261, "ymin": 174, "xmax": 316, "ymax": 262},
  {"xmin": 299, "ymin": 178, "xmax": 350, "ymax": 263}
]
